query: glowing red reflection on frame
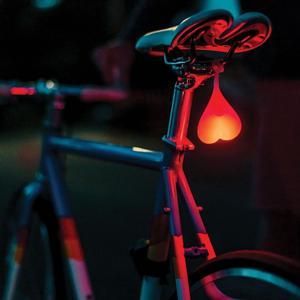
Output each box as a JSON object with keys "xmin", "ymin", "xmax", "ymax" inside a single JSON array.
[{"xmin": 197, "ymin": 74, "xmax": 242, "ymax": 144}]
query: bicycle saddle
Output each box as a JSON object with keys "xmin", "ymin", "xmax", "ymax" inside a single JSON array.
[{"xmin": 136, "ymin": 9, "xmax": 272, "ymax": 57}]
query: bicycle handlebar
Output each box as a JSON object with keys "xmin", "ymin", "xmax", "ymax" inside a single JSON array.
[{"xmin": 0, "ymin": 80, "xmax": 128, "ymax": 103}]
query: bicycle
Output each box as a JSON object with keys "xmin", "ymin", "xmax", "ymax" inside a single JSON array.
[{"xmin": 1, "ymin": 9, "xmax": 300, "ymax": 300}]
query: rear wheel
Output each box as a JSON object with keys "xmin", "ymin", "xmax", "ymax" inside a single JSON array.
[
  {"xmin": 0, "ymin": 186, "xmax": 68, "ymax": 300},
  {"xmin": 170, "ymin": 250, "xmax": 300, "ymax": 299}
]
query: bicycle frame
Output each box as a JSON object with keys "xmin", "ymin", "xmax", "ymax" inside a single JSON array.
[{"xmin": 3, "ymin": 63, "xmax": 219, "ymax": 300}]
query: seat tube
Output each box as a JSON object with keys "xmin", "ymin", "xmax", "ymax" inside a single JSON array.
[
  {"xmin": 162, "ymin": 73, "xmax": 212, "ymax": 300},
  {"xmin": 163, "ymin": 77, "xmax": 198, "ymax": 300},
  {"xmin": 164, "ymin": 73, "xmax": 208, "ymax": 150},
  {"xmin": 139, "ymin": 175, "xmax": 170, "ymax": 300},
  {"xmin": 147, "ymin": 174, "xmax": 170, "ymax": 263},
  {"xmin": 166, "ymin": 78, "xmax": 195, "ymax": 145}
]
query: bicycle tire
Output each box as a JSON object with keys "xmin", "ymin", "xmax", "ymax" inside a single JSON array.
[
  {"xmin": 0, "ymin": 185, "xmax": 68, "ymax": 300},
  {"xmin": 169, "ymin": 250, "xmax": 300, "ymax": 299}
]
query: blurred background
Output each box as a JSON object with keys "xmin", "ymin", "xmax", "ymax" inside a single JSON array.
[{"xmin": 0, "ymin": 0, "xmax": 299, "ymax": 298}]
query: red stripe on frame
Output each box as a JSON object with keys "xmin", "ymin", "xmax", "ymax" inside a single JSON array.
[
  {"xmin": 172, "ymin": 235, "xmax": 188, "ymax": 279},
  {"xmin": 60, "ymin": 218, "xmax": 84, "ymax": 260},
  {"xmin": 198, "ymin": 233, "xmax": 216, "ymax": 259},
  {"xmin": 15, "ymin": 228, "xmax": 29, "ymax": 263}
]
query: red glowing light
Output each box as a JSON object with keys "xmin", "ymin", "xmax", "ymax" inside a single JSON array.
[
  {"xmin": 10, "ymin": 87, "xmax": 35, "ymax": 96},
  {"xmin": 197, "ymin": 74, "xmax": 242, "ymax": 144}
]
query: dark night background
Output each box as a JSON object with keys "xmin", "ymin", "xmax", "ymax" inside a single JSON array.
[
  {"xmin": 0, "ymin": 1, "xmax": 298, "ymax": 82},
  {"xmin": 0, "ymin": 0, "xmax": 299, "ymax": 299}
]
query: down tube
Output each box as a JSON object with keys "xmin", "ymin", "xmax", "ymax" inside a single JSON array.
[{"xmin": 45, "ymin": 153, "xmax": 94, "ymax": 300}]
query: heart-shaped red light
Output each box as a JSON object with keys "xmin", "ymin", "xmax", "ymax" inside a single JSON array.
[{"xmin": 197, "ymin": 74, "xmax": 242, "ymax": 144}]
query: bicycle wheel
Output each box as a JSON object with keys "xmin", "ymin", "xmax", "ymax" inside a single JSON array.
[
  {"xmin": 170, "ymin": 250, "xmax": 300, "ymax": 300},
  {"xmin": 0, "ymin": 185, "xmax": 68, "ymax": 300}
]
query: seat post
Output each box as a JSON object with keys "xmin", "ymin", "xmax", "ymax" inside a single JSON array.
[
  {"xmin": 163, "ymin": 65, "xmax": 216, "ymax": 152},
  {"xmin": 164, "ymin": 76, "xmax": 195, "ymax": 151}
]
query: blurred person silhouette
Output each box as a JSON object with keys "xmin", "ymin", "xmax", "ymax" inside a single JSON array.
[
  {"xmin": 91, "ymin": 0, "xmax": 244, "ymax": 133},
  {"xmin": 92, "ymin": 0, "xmax": 241, "ymax": 88}
]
